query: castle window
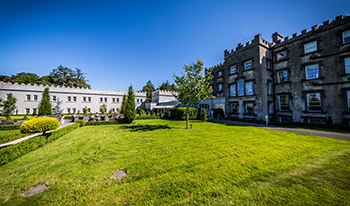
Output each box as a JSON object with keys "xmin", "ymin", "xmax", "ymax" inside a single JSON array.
[
  {"xmin": 304, "ymin": 41, "xmax": 317, "ymax": 53},
  {"xmin": 279, "ymin": 95, "xmax": 289, "ymax": 111},
  {"xmin": 230, "ymin": 102, "xmax": 238, "ymax": 114},
  {"xmin": 348, "ymin": 91, "xmax": 350, "ymax": 112},
  {"xmin": 105, "ymin": 98, "xmax": 107, "ymax": 102},
  {"xmin": 345, "ymin": 57, "xmax": 350, "ymax": 74},
  {"xmin": 73, "ymin": 108, "xmax": 76, "ymax": 114},
  {"xmin": 218, "ymin": 71, "xmax": 222, "ymax": 77},
  {"xmin": 218, "ymin": 83, "xmax": 222, "ymax": 92},
  {"xmin": 88, "ymin": 97, "xmax": 91, "ymax": 102},
  {"xmin": 246, "ymin": 82, "xmax": 253, "ymax": 95},
  {"xmin": 67, "ymin": 108, "xmax": 71, "ymax": 113},
  {"xmin": 230, "ymin": 66, "xmax": 236, "ymax": 74},
  {"xmin": 267, "ymin": 60, "xmax": 272, "ymax": 70},
  {"xmin": 307, "ymin": 93, "xmax": 321, "ymax": 112},
  {"xmin": 137, "ymin": 99, "xmax": 139, "ymax": 103},
  {"xmin": 117, "ymin": 98, "xmax": 119, "ymax": 103},
  {"xmin": 26, "ymin": 95, "xmax": 31, "ymax": 101},
  {"xmin": 25, "ymin": 108, "xmax": 30, "ymax": 114},
  {"xmin": 308, "ymin": 118, "xmax": 322, "ymax": 124},
  {"xmin": 230, "ymin": 85, "xmax": 236, "ymax": 96},
  {"xmin": 83, "ymin": 97, "xmax": 86, "ymax": 102},
  {"xmin": 140, "ymin": 99, "xmax": 143, "ymax": 103},
  {"xmin": 238, "ymin": 80, "xmax": 244, "ymax": 96},
  {"xmin": 68, "ymin": 96, "xmax": 71, "ymax": 101},
  {"xmin": 277, "ymin": 70, "xmax": 288, "ymax": 82},
  {"xmin": 33, "ymin": 108, "xmax": 37, "ymax": 114},
  {"xmin": 112, "ymin": 98, "xmax": 115, "ymax": 103},
  {"xmin": 306, "ymin": 64, "xmax": 319, "ymax": 79},
  {"xmin": 343, "ymin": 30, "xmax": 350, "ymax": 43},
  {"xmin": 100, "ymin": 97, "xmax": 103, "ymax": 102},
  {"xmin": 244, "ymin": 60, "xmax": 252, "ymax": 70},
  {"xmin": 245, "ymin": 102, "xmax": 254, "ymax": 115},
  {"xmin": 52, "ymin": 96, "xmax": 56, "ymax": 101},
  {"xmin": 277, "ymin": 51, "xmax": 287, "ymax": 61},
  {"xmin": 34, "ymin": 95, "xmax": 38, "ymax": 101},
  {"xmin": 88, "ymin": 108, "xmax": 91, "ymax": 113},
  {"xmin": 73, "ymin": 96, "xmax": 77, "ymax": 102}
]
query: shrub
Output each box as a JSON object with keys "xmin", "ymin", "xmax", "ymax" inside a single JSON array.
[
  {"xmin": 22, "ymin": 115, "xmax": 29, "ymax": 120},
  {"xmin": 169, "ymin": 107, "xmax": 199, "ymax": 120},
  {"xmin": 135, "ymin": 115, "xmax": 161, "ymax": 119},
  {"xmin": 20, "ymin": 117, "xmax": 60, "ymax": 134},
  {"xmin": 0, "ymin": 125, "xmax": 20, "ymax": 131},
  {"xmin": 212, "ymin": 108, "xmax": 224, "ymax": 119},
  {"xmin": 201, "ymin": 108, "xmax": 207, "ymax": 122},
  {"xmin": 145, "ymin": 109, "xmax": 150, "ymax": 115},
  {"xmin": 0, "ymin": 123, "xmax": 79, "ymax": 166},
  {"xmin": 137, "ymin": 108, "xmax": 145, "ymax": 116},
  {"xmin": 32, "ymin": 109, "xmax": 37, "ymax": 116},
  {"xmin": 85, "ymin": 120, "xmax": 122, "ymax": 126},
  {"xmin": 76, "ymin": 120, "xmax": 86, "ymax": 127},
  {"xmin": 0, "ymin": 131, "xmax": 28, "ymax": 144}
]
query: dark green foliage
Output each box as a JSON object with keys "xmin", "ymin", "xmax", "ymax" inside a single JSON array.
[
  {"xmin": 32, "ymin": 109, "xmax": 37, "ymax": 116},
  {"xmin": 49, "ymin": 65, "xmax": 91, "ymax": 88},
  {"xmin": 137, "ymin": 108, "xmax": 145, "ymax": 116},
  {"xmin": 120, "ymin": 94, "xmax": 127, "ymax": 114},
  {"xmin": 85, "ymin": 120, "xmax": 121, "ymax": 126},
  {"xmin": 0, "ymin": 123, "xmax": 79, "ymax": 166},
  {"xmin": 0, "ymin": 131, "xmax": 29, "ymax": 144},
  {"xmin": 145, "ymin": 109, "xmax": 150, "ymax": 115},
  {"xmin": 0, "ymin": 93, "xmax": 17, "ymax": 117},
  {"xmin": 142, "ymin": 80, "xmax": 155, "ymax": 103},
  {"xmin": 169, "ymin": 107, "xmax": 199, "ymax": 120},
  {"xmin": 157, "ymin": 80, "xmax": 176, "ymax": 91},
  {"xmin": 135, "ymin": 115, "xmax": 161, "ymax": 119},
  {"xmin": 124, "ymin": 85, "xmax": 136, "ymax": 123},
  {"xmin": 20, "ymin": 117, "xmax": 60, "ymax": 134},
  {"xmin": 100, "ymin": 104, "xmax": 107, "ymax": 114},
  {"xmin": 77, "ymin": 120, "xmax": 86, "ymax": 127},
  {"xmin": 83, "ymin": 107, "xmax": 88, "ymax": 116},
  {"xmin": 0, "ymin": 125, "xmax": 20, "ymax": 131},
  {"xmin": 11, "ymin": 72, "xmax": 42, "ymax": 85},
  {"xmin": 53, "ymin": 98, "xmax": 63, "ymax": 115},
  {"xmin": 201, "ymin": 108, "xmax": 207, "ymax": 122},
  {"xmin": 38, "ymin": 88, "xmax": 52, "ymax": 115},
  {"xmin": 22, "ymin": 115, "xmax": 29, "ymax": 120},
  {"xmin": 212, "ymin": 108, "xmax": 224, "ymax": 119}
]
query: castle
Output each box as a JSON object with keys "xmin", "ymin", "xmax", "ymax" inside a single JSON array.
[{"xmin": 201, "ymin": 14, "xmax": 350, "ymax": 124}]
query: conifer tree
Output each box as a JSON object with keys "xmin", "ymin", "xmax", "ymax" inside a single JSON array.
[
  {"xmin": 124, "ymin": 85, "xmax": 136, "ymax": 123},
  {"xmin": 120, "ymin": 94, "xmax": 127, "ymax": 114},
  {"xmin": 0, "ymin": 93, "xmax": 17, "ymax": 119},
  {"xmin": 38, "ymin": 87, "xmax": 52, "ymax": 115}
]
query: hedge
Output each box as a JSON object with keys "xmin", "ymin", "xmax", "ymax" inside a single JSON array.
[
  {"xmin": 0, "ymin": 125, "xmax": 20, "ymax": 131},
  {"xmin": 169, "ymin": 107, "xmax": 199, "ymax": 120},
  {"xmin": 0, "ymin": 131, "xmax": 30, "ymax": 144},
  {"xmin": 212, "ymin": 108, "xmax": 224, "ymax": 119},
  {"xmin": 0, "ymin": 123, "xmax": 79, "ymax": 166},
  {"xmin": 135, "ymin": 115, "xmax": 161, "ymax": 119},
  {"xmin": 85, "ymin": 120, "xmax": 123, "ymax": 126}
]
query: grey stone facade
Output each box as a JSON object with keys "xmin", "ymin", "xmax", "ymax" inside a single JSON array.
[{"xmin": 207, "ymin": 14, "xmax": 350, "ymax": 124}]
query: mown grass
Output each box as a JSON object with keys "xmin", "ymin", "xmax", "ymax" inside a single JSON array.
[
  {"xmin": 0, "ymin": 119, "xmax": 349, "ymax": 205},
  {"xmin": 0, "ymin": 130, "xmax": 19, "ymax": 135},
  {"xmin": 0, "ymin": 115, "xmax": 35, "ymax": 121}
]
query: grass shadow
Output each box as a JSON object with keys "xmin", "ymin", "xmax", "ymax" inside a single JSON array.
[{"xmin": 120, "ymin": 124, "xmax": 171, "ymax": 132}]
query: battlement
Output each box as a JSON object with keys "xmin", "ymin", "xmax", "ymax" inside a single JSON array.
[
  {"xmin": 224, "ymin": 34, "xmax": 270, "ymax": 58},
  {"xmin": 0, "ymin": 81, "xmax": 146, "ymax": 95},
  {"xmin": 273, "ymin": 13, "xmax": 350, "ymax": 47}
]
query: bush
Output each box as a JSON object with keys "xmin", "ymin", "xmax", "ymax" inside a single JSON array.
[
  {"xmin": 0, "ymin": 125, "xmax": 20, "ymax": 131},
  {"xmin": 137, "ymin": 108, "xmax": 145, "ymax": 116},
  {"xmin": 0, "ymin": 123, "xmax": 79, "ymax": 166},
  {"xmin": 145, "ymin": 109, "xmax": 150, "ymax": 115},
  {"xmin": 135, "ymin": 115, "xmax": 161, "ymax": 119},
  {"xmin": 212, "ymin": 108, "xmax": 224, "ymax": 119},
  {"xmin": 201, "ymin": 108, "xmax": 207, "ymax": 122},
  {"xmin": 0, "ymin": 131, "xmax": 29, "ymax": 144},
  {"xmin": 169, "ymin": 107, "xmax": 199, "ymax": 120},
  {"xmin": 76, "ymin": 120, "xmax": 86, "ymax": 127},
  {"xmin": 85, "ymin": 120, "xmax": 122, "ymax": 126},
  {"xmin": 20, "ymin": 117, "xmax": 60, "ymax": 134}
]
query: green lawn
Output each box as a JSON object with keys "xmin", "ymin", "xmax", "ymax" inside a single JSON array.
[
  {"xmin": 0, "ymin": 115, "xmax": 35, "ymax": 122},
  {"xmin": 0, "ymin": 130, "xmax": 19, "ymax": 135},
  {"xmin": 0, "ymin": 119, "xmax": 349, "ymax": 205}
]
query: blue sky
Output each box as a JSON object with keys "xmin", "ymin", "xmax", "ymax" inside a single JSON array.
[{"xmin": 1, "ymin": 0, "xmax": 349, "ymax": 91}]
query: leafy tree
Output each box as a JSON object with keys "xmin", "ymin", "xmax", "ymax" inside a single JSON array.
[
  {"xmin": 53, "ymin": 98, "xmax": 63, "ymax": 115},
  {"xmin": 0, "ymin": 75, "xmax": 12, "ymax": 82},
  {"xmin": 120, "ymin": 94, "xmax": 127, "ymax": 114},
  {"xmin": 124, "ymin": 85, "xmax": 136, "ymax": 123},
  {"xmin": 0, "ymin": 93, "xmax": 17, "ymax": 119},
  {"xmin": 38, "ymin": 88, "xmax": 52, "ymax": 115},
  {"xmin": 83, "ymin": 107, "xmax": 88, "ymax": 116},
  {"xmin": 173, "ymin": 59, "xmax": 213, "ymax": 129},
  {"xmin": 48, "ymin": 65, "xmax": 91, "ymax": 88},
  {"xmin": 142, "ymin": 80, "xmax": 155, "ymax": 103},
  {"xmin": 100, "ymin": 104, "xmax": 107, "ymax": 114},
  {"xmin": 157, "ymin": 80, "xmax": 176, "ymax": 91},
  {"xmin": 11, "ymin": 72, "xmax": 41, "ymax": 85}
]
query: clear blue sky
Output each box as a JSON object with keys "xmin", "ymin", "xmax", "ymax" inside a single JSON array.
[{"xmin": 1, "ymin": 0, "xmax": 349, "ymax": 91}]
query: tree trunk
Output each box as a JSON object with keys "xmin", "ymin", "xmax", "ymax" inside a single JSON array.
[{"xmin": 186, "ymin": 106, "xmax": 189, "ymax": 129}]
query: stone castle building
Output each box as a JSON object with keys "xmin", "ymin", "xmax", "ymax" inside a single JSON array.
[{"xmin": 204, "ymin": 14, "xmax": 350, "ymax": 124}]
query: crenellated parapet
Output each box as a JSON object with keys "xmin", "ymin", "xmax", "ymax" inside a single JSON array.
[
  {"xmin": 272, "ymin": 14, "xmax": 350, "ymax": 47},
  {"xmin": 224, "ymin": 34, "xmax": 270, "ymax": 58}
]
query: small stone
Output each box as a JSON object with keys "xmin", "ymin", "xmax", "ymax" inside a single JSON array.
[
  {"xmin": 111, "ymin": 170, "xmax": 127, "ymax": 179},
  {"xmin": 24, "ymin": 183, "xmax": 49, "ymax": 196}
]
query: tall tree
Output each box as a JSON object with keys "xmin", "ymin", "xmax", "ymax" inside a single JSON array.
[
  {"xmin": 124, "ymin": 85, "xmax": 136, "ymax": 123},
  {"xmin": 173, "ymin": 59, "xmax": 213, "ymax": 129},
  {"xmin": 53, "ymin": 98, "xmax": 63, "ymax": 115},
  {"xmin": 0, "ymin": 93, "xmax": 17, "ymax": 118},
  {"xmin": 49, "ymin": 65, "xmax": 91, "ymax": 88},
  {"xmin": 38, "ymin": 87, "xmax": 52, "ymax": 115},
  {"xmin": 120, "ymin": 94, "xmax": 127, "ymax": 114},
  {"xmin": 11, "ymin": 72, "xmax": 41, "ymax": 85},
  {"xmin": 142, "ymin": 80, "xmax": 155, "ymax": 103},
  {"xmin": 0, "ymin": 75, "xmax": 12, "ymax": 83}
]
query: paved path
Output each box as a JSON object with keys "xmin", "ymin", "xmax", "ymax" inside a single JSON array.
[
  {"xmin": 0, "ymin": 122, "xmax": 75, "ymax": 149},
  {"xmin": 209, "ymin": 119, "xmax": 350, "ymax": 141}
]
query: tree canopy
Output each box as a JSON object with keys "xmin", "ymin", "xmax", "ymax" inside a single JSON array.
[
  {"xmin": 157, "ymin": 80, "xmax": 176, "ymax": 91},
  {"xmin": 142, "ymin": 80, "xmax": 155, "ymax": 103},
  {"xmin": 173, "ymin": 59, "xmax": 213, "ymax": 129}
]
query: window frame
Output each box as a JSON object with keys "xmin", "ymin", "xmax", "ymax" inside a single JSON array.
[
  {"xmin": 277, "ymin": 70, "xmax": 288, "ymax": 83},
  {"xmin": 343, "ymin": 30, "xmax": 350, "ymax": 44},
  {"xmin": 245, "ymin": 102, "xmax": 254, "ymax": 115},
  {"xmin": 347, "ymin": 91, "xmax": 350, "ymax": 113},
  {"xmin": 246, "ymin": 82, "xmax": 253, "ymax": 95},
  {"xmin": 230, "ymin": 102, "xmax": 238, "ymax": 114},
  {"xmin": 304, "ymin": 41, "xmax": 317, "ymax": 54},
  {"xmin": 238, "ymin": 80, "xmax": 244, "ymax": 96},
  {"xmin": 305, "ymin": 64, "xmax": 319, "ymax": 80},
  {"xmin": 218, "ymin": 83, "xmax": 223, "ymax": 92},
  {"xmin": 217, "ymin": 71, "xmax": 222, "ymax": 77},
  {"xmin": 307, "ymin": 93, "xmax": 322, "ymax": 112},
  {"xmin": 67, "ymin": 96, "xmax": 71, "ymax": 102},
  {"xmin": 230, "ymin": 65, "xmax": 237, "ymax": 74},
  {"xmin": 26, "ymin": 95, "xmax": 31, "ymax": 101},
  {"xmin": 345, "ymin": 57, "xmax": 350, "ymax": 74},
  {"xmin": 279, "ymin": 95, "xmax": 289, "ymax": 111},
  {"xmin": 230, "ymin": 84, "xmax": 236, "ymax": 97},
  {"xmin": 244, "ymin": 60, "xmax": 252, "ymax": 70},
  {"xmin": 277, "ymin": 51, "xmax": 287, "ymax": 61}
]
